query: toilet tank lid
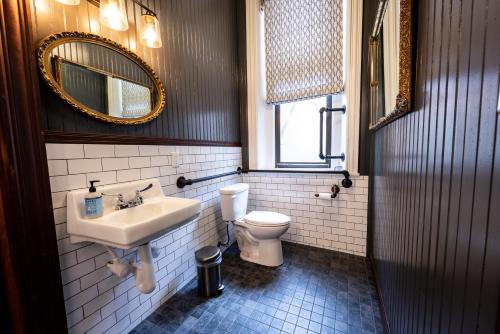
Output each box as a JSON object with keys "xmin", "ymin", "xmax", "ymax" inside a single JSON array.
[{"xmin": 219, "ymin": 183, "xmax": 249, "ymax": 195}]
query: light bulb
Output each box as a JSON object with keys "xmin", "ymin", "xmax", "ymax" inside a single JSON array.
[
  {"xmin": 56, "ymin": 0, "xmax": 80, "ymax": 4},
  {"xmin": 139, "ymin": 13, "xmax": 162, "ymax": 48},
  {"xmin": 100, "ymin": 0, "xmax": 129, "ymax": 31},
  {"xmin": 35, "ymin": 0, "xmax": 49, "ymax": 11}
]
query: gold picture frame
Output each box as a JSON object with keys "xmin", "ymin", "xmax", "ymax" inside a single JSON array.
[
  {"xmin": 369, "ymin": 0, "xmax": 413, "ymax": 130},
  {"xmin": 37, "ymin": 31, "xmax": 166, "ymax": 125}
]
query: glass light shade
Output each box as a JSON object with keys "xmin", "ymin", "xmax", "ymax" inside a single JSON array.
[
  {"xmin": 139, "ymin": 13, "xmax": 162, "ymax": 48},
  {"xmin": 100, "ymin": 0, "xmax": 129, "ymax": 31},
  {"xmin": 56, "ymin": 0, "xmax": 80, "ymax": 4}
]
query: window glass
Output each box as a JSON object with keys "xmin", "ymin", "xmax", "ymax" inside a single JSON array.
[{"xmin": 279, "ymin": 96, "xmax": 327, "ymax": 164}]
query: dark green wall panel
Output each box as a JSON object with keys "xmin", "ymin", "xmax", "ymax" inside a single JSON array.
[
  {"xmin": 37, "ymin": 0, "xmax": 241, "ymax": 144},
  {"xmin": 370, "ymin": 0, "xmax": 500, "ymax": 333}
]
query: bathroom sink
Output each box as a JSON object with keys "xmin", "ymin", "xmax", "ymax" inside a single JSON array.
[{"xmin": 67, "ymin": 179, "xmax": 201, "ymax": 248}]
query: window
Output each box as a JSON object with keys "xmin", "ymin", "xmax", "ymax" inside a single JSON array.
[
  {"xmin": 275, "ymin": 95, "xmax": 342, "ymax": 169},
  {"xmin": 246, "ymin": 0, "xmax": 361, "ymax": 172}
]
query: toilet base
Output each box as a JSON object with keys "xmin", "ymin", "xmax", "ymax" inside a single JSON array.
[
  {"xmin": 235, "ymin": 228, "xmax": 284, "ymax": 267},
  {"xmin": 239, "ymin": 248, "xmax": 283, "ymax": 267}
]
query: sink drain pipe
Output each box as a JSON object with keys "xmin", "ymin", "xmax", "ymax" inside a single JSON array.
[
  {"xmin": 104, "ymin": 242, "xmax": 159, "ymax": 294},
  {"xmin": 132, "ymin": 243, "xmax": 156, "ymax": 293}
]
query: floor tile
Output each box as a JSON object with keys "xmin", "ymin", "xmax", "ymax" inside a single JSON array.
[{"xmin": 139, "ymin": 242, "xmax": 385, "ymax": 334}]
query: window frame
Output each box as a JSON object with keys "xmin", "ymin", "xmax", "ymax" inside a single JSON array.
[{"xmin": 274, "ymin": 95, "xmax": 333, "ymax": 169}]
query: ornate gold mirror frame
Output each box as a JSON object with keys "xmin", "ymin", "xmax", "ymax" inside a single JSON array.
[
  {"xmin": 37, "ymin": 32, "xmax": 166, "ymax": 125},
  {"xmin": 369, "ymin": 0, "xmax": 413, "ymax": 130}
]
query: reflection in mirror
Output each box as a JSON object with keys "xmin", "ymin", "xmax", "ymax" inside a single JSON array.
[
  {"xmin": 50, "ymin": 42, "xmax": 156, "ymax": 120},
  {"xmin": 382, "ymin": 0, "xmax": 400, "ymax": 116},
  {"xmin": 56, "ymin": 58, "xmax": 152, "ymax": 118},
  {"xmin": 37, "ymin": 32, "xmax": 165, "ymax": 125}
]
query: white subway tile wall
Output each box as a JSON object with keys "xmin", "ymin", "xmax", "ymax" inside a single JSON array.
[
  {"xmin": 47, "ymin": 143, "xmax": 368, "ymax": 334},
  {"xmin": 242, "ymin": 173, "xmax": 368, "ymax": 256},
  {"xmin": 47, "ymin": 144, "xmax": 241, "ymax": 334}
]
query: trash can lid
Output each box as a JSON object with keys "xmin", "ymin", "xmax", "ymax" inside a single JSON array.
[{"xmin": 195, "ymin": 246, "xmax": 221, "ymax": 263}]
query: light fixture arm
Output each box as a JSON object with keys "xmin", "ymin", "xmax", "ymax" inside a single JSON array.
[
  {"xmin": 130, "ymin": 0, "xmax": 157, "ymax": 17},
  {"xmin": 88, "ymin": 0, "xmax": 157, "ymax": 17}
]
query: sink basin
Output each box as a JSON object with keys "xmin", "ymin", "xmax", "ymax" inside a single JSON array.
[{"xmin": 67, "ymin": 179, "xmax": 201, "ymax": 248}]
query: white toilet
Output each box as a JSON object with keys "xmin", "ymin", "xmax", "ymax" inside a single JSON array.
[{"xmin": 219, "ymin": 183, "xmax": 290, "ymax": 267}]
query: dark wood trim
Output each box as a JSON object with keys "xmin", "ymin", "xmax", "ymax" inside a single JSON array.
[
  {"xmin": 369, "ymin": 256, "xmax": 392, "ymax": 334},
  {"xmin": 237, "ymin": 0, "xmax": 249, "ymax": 169},
  {"xmin": 43, "ymin": 130, "xmax": 242, "ymax": 147},
  {"xmin": 497, "ymin": 293, "xmax": 500, "ymax": 334},
  {"xmin": 0, "ymin": 0, "xmax": 67, "ymax": 333},
  {"xmin": 358, "ymin": 0, "xmax": 376, "ymax": 176}
]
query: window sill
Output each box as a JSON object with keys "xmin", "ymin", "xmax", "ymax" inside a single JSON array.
[{"xmin": 246, "ymin": 168, "xmax": 348, "ymax": 175}]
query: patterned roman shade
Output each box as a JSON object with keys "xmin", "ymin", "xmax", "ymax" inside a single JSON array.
[{"xmin": 264, "ymin": 0, "xmax": 344, "ymax": 104}]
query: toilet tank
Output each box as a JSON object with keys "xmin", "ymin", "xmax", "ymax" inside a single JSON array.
[{"xmin": 219, "ymin": 183, "xmax": 249, "ymax": 221}]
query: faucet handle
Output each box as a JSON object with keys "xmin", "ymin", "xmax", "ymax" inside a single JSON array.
[
  {"xmin": 135, "ymin": 190, "xmax": 144, "ymax": 204},
  {"xmin": 139, "ymin": 183, "xmax": 153, "ymax": 193},
  {"xmin": 114, "ymin": 193, "xmax": 127, "ymax": 210}
]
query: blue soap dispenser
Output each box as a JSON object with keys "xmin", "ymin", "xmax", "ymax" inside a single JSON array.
[{"xmin": 85, "ymin": 180, "xmax": 103, "ymax": 219}]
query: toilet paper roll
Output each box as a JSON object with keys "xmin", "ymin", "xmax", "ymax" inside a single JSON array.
[{"xmin": 314, "ymin": 193, "xmax": 333, "ymax": 199}]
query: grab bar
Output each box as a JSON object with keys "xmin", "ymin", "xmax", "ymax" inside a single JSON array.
[
  {"xmin": 319, "ymin": 106, "xmax": 346, "ymax": 161},
  {"xmin": 176, "ymin": 167, "xmax": 242, "ymax": 188},
  {"xmin": 240, "ymin": 169, "xmax": 352, "ymax": 188}
]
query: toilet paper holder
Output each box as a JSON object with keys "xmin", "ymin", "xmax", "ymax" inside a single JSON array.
[{"xmin": 315, "ymin": 184, "xmax": 340, "ymax": 199}]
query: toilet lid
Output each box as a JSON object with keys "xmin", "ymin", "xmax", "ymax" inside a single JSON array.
[{"xmin": 244, "ymin": 211, "xmax": 290, "ymax": 227}]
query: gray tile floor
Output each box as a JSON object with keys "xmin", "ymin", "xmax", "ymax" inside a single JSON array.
[{"xmin": 132, "ymin": 242, "xmax": 385, "ymax": 334}]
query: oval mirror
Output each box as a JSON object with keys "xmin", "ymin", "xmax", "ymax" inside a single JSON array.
[{"xmin": 37, "ymin": 32, "xmax": 165, "ymax": 125}]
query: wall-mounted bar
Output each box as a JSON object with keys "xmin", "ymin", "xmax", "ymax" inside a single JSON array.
[
  {"xmin": 319, "ymin": 106, "xmax": 346, "ymax": 161},
  {"xmin": 176, "ymin": 167, "xmax": 242, "ymax": 188},
  {"xmin": 241, "ymin": 169, "xmax": 352, "ymax": 188},
  {"xmin": 177, "ymin": 167, "xmax": 353, "ymax": 189}
]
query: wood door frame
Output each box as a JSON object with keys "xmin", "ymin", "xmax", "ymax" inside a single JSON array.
[{"xmin": 0, "ymin": 0, "xmax": 67, "ymax": 333}]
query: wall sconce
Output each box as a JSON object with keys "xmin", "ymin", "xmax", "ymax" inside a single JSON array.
[
  {"xmin": 99, "ymin": 0, "xmax": 129, "ymax": 31},
  {"xmin": 139, "ymin": 12, "xmax": 162, "ymax": 48},
  {"xmin": 57, "ymin": 0, "xmax": 163, "ymax": 48}
]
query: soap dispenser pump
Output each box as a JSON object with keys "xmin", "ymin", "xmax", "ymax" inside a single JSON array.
[{"xmin": 85, "ymin": 180, "xmax": 103, "ymax": 218}]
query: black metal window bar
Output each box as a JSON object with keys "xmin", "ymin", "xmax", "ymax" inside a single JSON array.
[{"xmin": 319, "ymin": 105, "xmax": 346, "ymax": 161}]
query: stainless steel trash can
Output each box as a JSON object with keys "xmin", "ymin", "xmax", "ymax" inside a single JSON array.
[{"xmin": 195, "ymin": 246, "xmax": 224, "ymax": 297}]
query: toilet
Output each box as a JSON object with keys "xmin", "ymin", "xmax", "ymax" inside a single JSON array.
[{"xmin": 219, "ymin": 183, "xmax": 290, "ymax": 267}]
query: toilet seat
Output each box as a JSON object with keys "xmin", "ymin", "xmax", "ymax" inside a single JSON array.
[{"xmin": 243, "ymin": 211, "xmax": 290, "ymax": 227}]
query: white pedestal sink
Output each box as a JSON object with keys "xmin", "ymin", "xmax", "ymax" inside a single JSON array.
[{"xmin": 66, "ymin": 179, "xmax": 201, "ymax": 293}]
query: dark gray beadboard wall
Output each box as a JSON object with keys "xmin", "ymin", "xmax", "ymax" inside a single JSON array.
[
  {"xmin": 369, "ymin": 0, "xmax": 500, "ymax": 333},
  {"xmin": 33, "ymin": 0, "xmax": 241, "ymax": 144}
]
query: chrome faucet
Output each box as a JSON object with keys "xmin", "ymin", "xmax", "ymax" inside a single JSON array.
[
  {"xmin": 114, "ymin": 194, "xmax": 128, "ymax": 210},
  {"xmin": 131, "ymin": 190, "xmax": 144, "ymax": 206},
  {"xmin": 107, "ymin": 183, "xmax": 153, "ymax": 210}
]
